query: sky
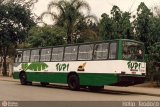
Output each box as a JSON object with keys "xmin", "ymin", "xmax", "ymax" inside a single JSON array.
[{"xmin": 32, "ymin": 0, "xmax": 160, "ymax": 24}]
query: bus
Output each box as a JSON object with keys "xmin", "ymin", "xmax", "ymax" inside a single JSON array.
[{"xmin": 13, "ymin": 39, "xmax": 146, "ymax": 91}]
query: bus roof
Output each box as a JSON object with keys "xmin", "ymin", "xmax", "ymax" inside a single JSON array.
[
  {"xmin": 115, "ymin": 39, "xmax": 144, "ymax": 44},
  {"xmin": 16, "ymin": 39, "xmax": 144, "ymax": 51}
]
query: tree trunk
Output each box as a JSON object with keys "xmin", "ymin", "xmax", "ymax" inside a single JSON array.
[
  {"xmin": 67, "ymin": 22, "xmax": 73, "ymax": 44},
  {"xmin": 67, "ymin": 28, "xmax": 72, "ymax": 44},
  {"xmin": 2, "ymin": 56, "xmax": 7, "ymax": 76},
  {"xmin": 67, "ymin": 35, "xmax": 72, "ymax": 44},
  {"xmin": 2, "ymin": 46, "xmax": 9, "ymax": 76}
]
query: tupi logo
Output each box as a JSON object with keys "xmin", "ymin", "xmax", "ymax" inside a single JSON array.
[
  {"xmin": 127, "ymin": 61, "xmax": 141, "ymax": 71},
  {"xmin": 56, "ymin": 63, "xmax": 69, "ymax": 71}
]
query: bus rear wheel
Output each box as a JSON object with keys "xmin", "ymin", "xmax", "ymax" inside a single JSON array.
[
  {"xmin": 68, "ymin": 74, "xmax": 80, "ymax": 91},
  {"xmin": 19, "ymin": 72, "xmax": 27, "ymax": 85}
]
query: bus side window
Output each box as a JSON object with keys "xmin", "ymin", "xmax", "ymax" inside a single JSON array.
[
  {"xmin": 22, "ymin": 50, "xmax": 30, "ymax": 62},
  {"xmin": 64, "ymin": 46, "xmax": 78, "ymax": 61},
  {"xmin": 78, "ymin": 44, "xmax": 93, "ymax": 60},
  {"xmin": 109, "ymin": 43, "xmax": 117, "ymax": 59},
  {"xmin": 94, "ymin": 43, "xmax": 109, "ymax": 60},
  {"xmin": 40, "ymin": 48, "xmax": 51, "ymax": 61},
  {"xmin": 30, "ymin": 49, "xmax": 40, "ymax": 62},
  {"xmin": 51, "ymin": 47, "xmax": 64, "ymax": 61}
]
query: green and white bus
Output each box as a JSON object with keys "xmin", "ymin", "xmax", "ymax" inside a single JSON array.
[{"xmin": 13, "ymin": 39, "xmax": 146, "ymax": 91}]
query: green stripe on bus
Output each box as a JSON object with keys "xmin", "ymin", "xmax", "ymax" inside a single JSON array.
[{"xmin": 13, "ymin": 72, "xmax": 118, "ymax": 86}]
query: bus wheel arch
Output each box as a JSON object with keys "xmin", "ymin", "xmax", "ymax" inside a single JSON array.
[
  {"xmin": 19, "ymin": 71, "xmax": 28, "ymax": 85},
  {"xmin": 67, "ymin": 72, "xmax": 80, "ymax": 91}
]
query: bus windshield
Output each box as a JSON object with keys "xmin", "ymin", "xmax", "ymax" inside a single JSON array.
[{"xmin": 123, "ymin": 41, "xmax": 144, "ymax": 60}]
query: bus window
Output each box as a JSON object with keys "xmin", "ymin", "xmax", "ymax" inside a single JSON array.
[
  {"xmin": 94, "ymin": 43, "xmax": 109, "ymax": 60},
  {"xmin": 30, "ymin": 49, "xmax": 40, "ymax": 62},
  {"xmin": 78, "ymin": 44, "xmax": 94, "ymax": 60},
  {"xmin": 40, "ymin": 48, "xmax": 51, "ymax": 61},
  {"xmin": 22, "ymin": 50, "xmax": 30, "ymax": 62},
  {"xmin": 123, "ymin": 42, "xmax": 144, "ymax": 60},
  {"xmin": 51, "ymin": 47, "xmax": 64, "ymax": 61},
  {"xmin": 109, "ymin": 43, "xmax": 117, "ymax": 59},
  {"xmin": 64, "ymin": 46, "xmax": 78, "ymax": 61}
]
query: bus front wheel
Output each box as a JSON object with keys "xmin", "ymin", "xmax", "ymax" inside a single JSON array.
[
  {"xmin": 68, "ymin": 74, "xmax": 80, "ymax": 91},
  {"xmin": 19, "ymin": 72, "xmax": 27, "ymax": 85}
]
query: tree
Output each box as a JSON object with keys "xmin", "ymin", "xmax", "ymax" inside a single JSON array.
[
  {"xmin": 110, "ymin": 5, "xmax": 122, "ymax": 39},
  {"xmin": 98, "ymin": 13, "xmax": 113, "ymax": 40},
  {"xmin": 111, "ymin": 6, "xmax": 133, "ymax": 39},
  {"xmin": 150, "ymin": 17, "xmax": 160, "ymax": 43},
  {"xmin": 41, "ymin": 0, "xmax": 97, "ymax": 44},
  {"xmin": 0, "ymin": 1, "xmax": 35, "ymax": 76},
  {"xmin": 99, "ymin": 6, "xmax": 133, "ymax": 40},
  {"xmin": 133, "ymin": 2, "xmax": 154, "ymax": 52},
  {"xmin": 28, "ymin": 26, "xmax": 66, "ymax": 47},
  {"xmin": 120, "ymin": 12, "xmax": 133, "ymax": 39}
]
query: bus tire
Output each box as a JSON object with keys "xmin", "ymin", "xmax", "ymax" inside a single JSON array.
[
  {"xmin": 40, "ymin": 82, "xmax": 49, "ymax": 87},
  {"xmin": 19, "ymin": 72, "xmax": 27, "ymax": 85},
  {"xmin": 88, "ymin": 86, "xmax": 104, "ymax": 92},
  {"xmin": 68, "ymin": 74, "xmax": 80, "ymax": 91}
]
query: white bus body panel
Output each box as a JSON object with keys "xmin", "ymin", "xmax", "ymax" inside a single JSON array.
[{"xmin": 14, "ymin": 60, "xmax": 146, "ymax": 75}]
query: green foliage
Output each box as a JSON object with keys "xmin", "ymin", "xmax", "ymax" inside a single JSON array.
[
  {"xmin": 147, "ymin": 43, "xmax": 160, "ymax": 83},
  {"xmin": 28, "ymin": 26, "xmax": 66, "ymax": 47},
  {"xmin": 133, "ymin": 2, "xmax": 154, "ymax": 51},
  {"xmin": 98, "ymin": 13, "xmax": 113, "ymax": 40},
  {"xmin": 98, "ymin": 6, "xmax": 133, "ymax": 40},
  {"xmin": 0, "ymin": 2, "xmax": 35, "ymax": 46},
  {"xmin": 151, "ymin": 18, "xmax": 160, "ymax": 42},
  {"xmin": 0, "ymin": 1, "xmax": 35, "ymax": 76}
]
